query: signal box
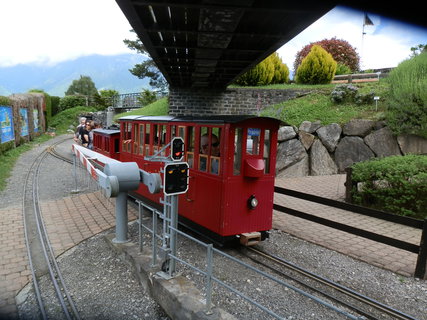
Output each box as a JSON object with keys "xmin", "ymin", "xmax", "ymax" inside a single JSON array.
[{"xmin": 164, "ymin": 162, "xmax": 189, "ymax": 195}]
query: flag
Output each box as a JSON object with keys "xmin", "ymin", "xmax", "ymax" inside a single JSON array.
[{"xmin": 364, "ymin": 13, "xmax": 374, "ymax": 26}]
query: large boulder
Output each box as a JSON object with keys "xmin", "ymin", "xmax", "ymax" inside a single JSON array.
[
  {"xmin": 299, "ymin": 120, "xmax": 321, "ymax": 133},
  {"xmin": 276, "ymin": 155, "xmax": 309, "ymax": 178},
  {"xmin": 335, "ymin": 136, "xmax": 375, "ymax": 172},
  {"xmin": 364, "ymin": 127, "xmax": 401, "ymax": 157},
  {"xmin": 310, "ymin": 139, "xmax": 338, "ymax": 175},
  {"xmin": 342, "ymin": 119, "xmax": 375, "ymax": 137},
  {"xmin": 397, "ymin": 134, "xmax": 427, "ymax": 155},
  {"xmin": 316, "ymin": 123, "xmax": 342, "ymax": 152},
  {"xmin": 278, "ymin": 126, "xmax": 297, "ymax": 142},
  {"xmin": 299, "ymin": 131, "xmax": 315, "ymax": 150},
  {"xmin": 276, "ymin": 139, "xmax": 307, "ymax": 172}
]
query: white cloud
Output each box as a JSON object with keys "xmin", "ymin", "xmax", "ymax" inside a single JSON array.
[{"xmin": 0, "ymin": 0, "xmax": 135, "ymax": 67}]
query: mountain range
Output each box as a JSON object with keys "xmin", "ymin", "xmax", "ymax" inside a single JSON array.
[{"xmin": 0, "ymin": 53, "xmax": 149, "ymax": 97}]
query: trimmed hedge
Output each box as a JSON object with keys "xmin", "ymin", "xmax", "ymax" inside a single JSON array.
[{"xmin": 351, "ymin": 155, "xmax": 427, "ymax": 219}]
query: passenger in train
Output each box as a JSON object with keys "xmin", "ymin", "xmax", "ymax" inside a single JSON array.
[
  {"xmin": 73, "ymin": 117, "xmax": 87, "ymax": 143},
  {"xmin": 81, "ymin": 122, "xmax": 92, "ymax": 148},
  {"xmin": 200, "ymin": 134, "xmax": 220, "ymax": 174},
  {"xmin": 201, "ymin": 134, "xmax": 220, "ymax": 156}
]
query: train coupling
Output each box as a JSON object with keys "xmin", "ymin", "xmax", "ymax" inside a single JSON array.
[{"xmin": 239, "ymin": 232, "xmax": 261, "ymax": 246}]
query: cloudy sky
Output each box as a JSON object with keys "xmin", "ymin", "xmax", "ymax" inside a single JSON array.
[{"xmin": 0, "ymin": 1, "xmax": 426, "ymax": 72}]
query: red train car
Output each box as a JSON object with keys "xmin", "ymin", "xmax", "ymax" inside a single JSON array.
[
  {"xmin": 92, "ymin": 128, "xmax": 121, "ymax": 160},
  {"xmin": 95, "ymin": 115, "xmax": 280, "ymax": 245}
]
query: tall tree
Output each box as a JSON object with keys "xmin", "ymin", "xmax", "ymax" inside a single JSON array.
[
  {"xmin": 65, "ymin": 75, "xmax": 98, "ymax": 97},
  {"xmin": 124, "ymin": 31, "xmax": 168, "ymax": 94}
]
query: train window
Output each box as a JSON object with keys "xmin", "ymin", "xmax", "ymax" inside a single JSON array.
[
  {"xmin": 133, "ymin": 124, "xmax": 139, "ymax": 154},
  {"xmin": 264, "ymin": 130, "xmax": 271, "ymax": 174},
  {"xmin": 114, "ymin": 138, "xmax": 119, "ymax": 153},
  {"xmin": 105, "ymin": 137, "xmax": 110, "ymax": 152},
  {"xmin": 247, "ymin": 128, "xmax": 261, "ymax": 155},
  {"xmin": 199, "ymin": 127, "xmax": 221, "ymax": 174},
  {"xmin": 233, "ymin": 128, "xmax": 242, "ymax": 175},
  {"xmin": 139, "ymin": 124, "xmax": 144, "ymax": 155},
  {"xmin": 178, "ymin": 126, "xmax": 185, "ymax": 139},
  {"xmin": 159, "ymin": 125, "xmax": 166, "ymax": 156},
  {"xmin": 186, "ymin": 126, "xmax": 194, "ymax": 168},
  {"xmin": 199, "ymin": 154, "xmax": 208, "ymax": 172},
  {"xmin": 122, "ymin": 122, "xmax": 132, "ymax": 153},
  {"xmin": 210, "ymin": 156, "xmax": 220, "ymax": 175},
  {"xmin": 145, "ymin": 124, "xmax": 150, "ymax": 155}
]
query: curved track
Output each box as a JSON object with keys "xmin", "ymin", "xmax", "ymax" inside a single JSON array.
[{"xmin": 22, "ymin": 139, "xmax": 80, "ymax": 320}]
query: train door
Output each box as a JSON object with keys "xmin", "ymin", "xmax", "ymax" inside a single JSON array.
[
  {"xmin": 222, "ymin": 121, "xmax": 278, "ymax": 236},
  {"xmin": 120, "ymin": 121, "xmax": 133, "ymax": 162}
]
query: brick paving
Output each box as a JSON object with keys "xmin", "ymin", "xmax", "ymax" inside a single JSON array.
[
  {"xmin": 1, "ymin": 174, "xmax": 423, "ymax": 318},
  {"xmin": 273, "ymin": 174, "xmax": 421, "ymax": 278},
  {"xmin": 0, "ymin": 191, "xmax": 137, "ymax": 319}
]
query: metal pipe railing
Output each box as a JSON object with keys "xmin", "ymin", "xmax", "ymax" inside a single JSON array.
[{"xmin": 135, "ymin": 200, "xmax": 366, "ymax": 320}]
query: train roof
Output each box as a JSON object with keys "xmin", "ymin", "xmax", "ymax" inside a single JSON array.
[
  {"xmin": 118, "ymin": 115, "xmax": 282, "ymax": 125},
  {"xmin": 92, "ymin": 128, "xmax": 120, "ymax": 135}
]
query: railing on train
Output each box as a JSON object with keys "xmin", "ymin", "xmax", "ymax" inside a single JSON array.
[{"xmin": 273, "ymin": 186, "xmax": 427, "ymax": 279}]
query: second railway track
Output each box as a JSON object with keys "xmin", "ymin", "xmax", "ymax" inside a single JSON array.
[{"xmin": 22, "ymin": 139, "xmax": 80, "ymax": 320}]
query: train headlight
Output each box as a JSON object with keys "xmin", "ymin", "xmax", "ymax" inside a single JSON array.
[{"xmin": 248, "ymin": 195, "xmax": 258, "ymax": 210}]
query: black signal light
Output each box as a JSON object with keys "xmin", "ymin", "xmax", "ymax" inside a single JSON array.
[
  {"xmin": 171, "ymin": 137, "xmax": 184, "ymax": 161},
  {"xmin": 164, "ymin": 162, "xmax": 189, "ymax": 195}
]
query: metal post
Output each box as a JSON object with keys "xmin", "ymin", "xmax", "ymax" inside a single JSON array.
[
  {"xmin": 71, "ymin": 152, "xmax": 79, "ymax": 194},
  {"xmin": 169, "ymin": 195, "xmax": 178, "ymax": 277},
  {"xmin": 138, "ymin": 201, "xmax": 143, "ymax": 252},
  {"xmin": 415, "ymin": 219, "xmax": 427, "ymax": 279},
  {"xmin": 113, "ymin": 192, "xmax": 129, "ymax": 243},
  {"xmin": 205, "ymin": 244, "xmax": 213, "ymax": 314},
  {"xmin": 152, "ymin": 209, "xmax": 158, "ymax": 267}
]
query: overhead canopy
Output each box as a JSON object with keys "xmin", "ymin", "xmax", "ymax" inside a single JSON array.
[{"xmin": 116, "ymin": 0, "xmax": 426, "ymax": 89}]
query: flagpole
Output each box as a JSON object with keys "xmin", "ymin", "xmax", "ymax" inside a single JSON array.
[{"xmin": 361, "ymin": 13, "xmax": 374, "ymax": 71}]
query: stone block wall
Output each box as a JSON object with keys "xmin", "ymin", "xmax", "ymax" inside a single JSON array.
[
  {"xmin": 168, "ymin": 87, "xmax": 310, "ymax": 116},
  {"xmin": 276, "ymin": 119, "xmax": 427, "ymax": 178}
]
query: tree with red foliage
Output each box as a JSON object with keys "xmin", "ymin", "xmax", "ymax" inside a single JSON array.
[{"xmin": 293, "ymin": 37, "xmax": 360, "ymax": 73}]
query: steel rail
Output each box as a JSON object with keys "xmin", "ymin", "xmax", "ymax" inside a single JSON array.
[
  {"xmin": 22, "ymin": 139, "xmax": 80, "ymax": 319},
  {"xmin": 247, "ymin": 247, "xmax": 418, "ymax": 320}
]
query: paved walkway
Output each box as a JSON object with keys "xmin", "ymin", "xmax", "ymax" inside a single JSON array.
[
  {"xmin": 273, "ymin": 175, "xmax": 422, "ymax": 278},
  {"xmin": 0, "ymin": 174, "xmax": 423, "ymax": 319}
]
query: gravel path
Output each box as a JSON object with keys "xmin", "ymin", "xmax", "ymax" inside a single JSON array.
[{"xmin": 3, "ymin": 135, "xmax": 426, "ymax": 320}]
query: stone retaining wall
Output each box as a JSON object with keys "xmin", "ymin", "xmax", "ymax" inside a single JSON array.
[{"xmin": 276, "ymin": 119, "xmax": 427, "ymax": 178}]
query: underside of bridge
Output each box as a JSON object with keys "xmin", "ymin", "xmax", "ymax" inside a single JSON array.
[{"xmin": 116, "ymin": 0, "xmax": 426, "ymax": 90}]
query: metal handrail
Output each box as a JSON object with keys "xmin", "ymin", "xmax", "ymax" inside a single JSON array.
[{"xmin": 136, "ymin": 199, "xmax": 365, "ymax": 320}]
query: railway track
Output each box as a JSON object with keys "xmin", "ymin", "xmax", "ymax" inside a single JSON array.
[
  {"xmin": 239, "ymin": 246, "xmax": 418, "ymax": 320},
  {"xmin": 22, "ymin": 139, "xmax": 80, "ymax": 320}
]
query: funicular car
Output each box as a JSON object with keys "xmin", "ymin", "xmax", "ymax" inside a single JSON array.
[{"xmin": 118, "ymin": 115, "xmax": 281, "ymax": 245}]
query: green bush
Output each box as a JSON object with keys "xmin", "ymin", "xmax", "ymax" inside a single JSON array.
[
  {"xmin": 351, "ymin": 155, "xmax": 427, "ymax": 219},
  {"xmin": 234, "ymin": 52, "xmax": 289, "ymax": 86},
  {"xmin": 51, "ymin": 96, "xmax": 60, "ymax": 116},
  {"xmin": 58, "ymin": 95, "xmax": 87, "ymax": 112},
  {"xmin": 385, "ymin": 52, "xmax": 427, "ymax": 138},
  {"xmin": 295, "ymin": 45, "xmax": 337, "ymax": 84},
  {"xmin": 0, "ymin": 96, "xmax": 11, "ymax": 106},
  {"xmin": 335, "ymin": 63, "xmax": 352, "ymax": 75}
]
